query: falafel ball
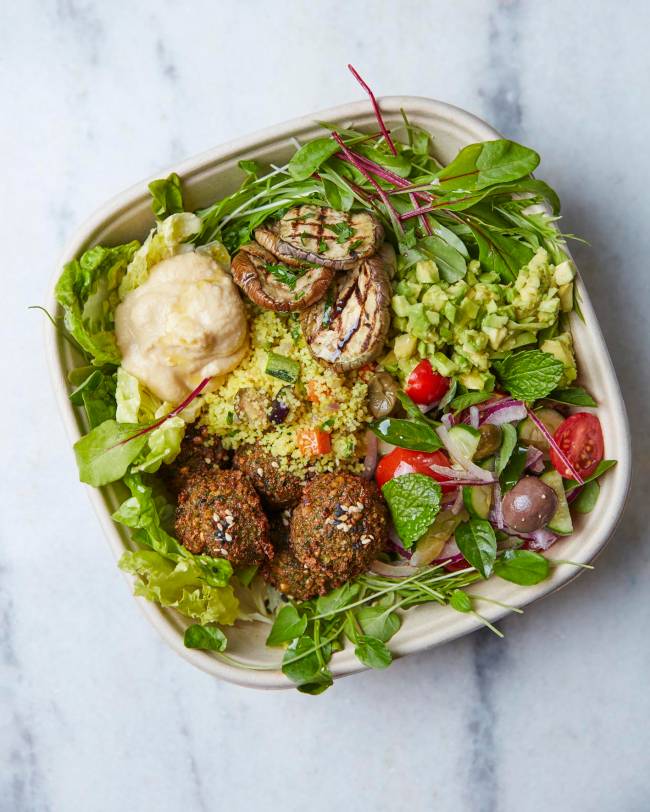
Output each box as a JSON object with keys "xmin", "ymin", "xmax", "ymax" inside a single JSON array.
[
  {"xmin": 233, "ymin": 444, "xmax": 304, "ymax": 509},
  {"xmin": 161, "ymin": 422, "xmax": 230, "ymax": 497},
  {"xmin": 290, "ymin": 473, "xmax": 388, "ymax": 580},
  {"xmin": 175, "ymin": 470, "xmax": 273, "ymax": 567},
  {"xmin": 261, "ymin": 514, "xmax": 332, "ymax": 600}
]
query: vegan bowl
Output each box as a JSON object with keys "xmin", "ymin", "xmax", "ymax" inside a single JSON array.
[{"xmin": 47, "ymin": 67, "xmax": 629, "ymax": 692}]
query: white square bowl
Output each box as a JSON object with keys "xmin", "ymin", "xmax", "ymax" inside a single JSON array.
[{"xmin": 46, "ymin": 97, "xmax": 631, "ymax": 689}]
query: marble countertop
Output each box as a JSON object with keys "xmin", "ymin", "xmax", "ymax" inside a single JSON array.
[{"xmin": 2, "ymin": 1, "xmax": 648, "ymax": 810}]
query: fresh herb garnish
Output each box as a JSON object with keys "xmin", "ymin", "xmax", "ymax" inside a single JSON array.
[
  {"xmin": 381, "ymin": 473, "xmax": 442, "ymax": 548},
  {"xmin": 328, "ymin": 222, "xmax": 355, "ymax": 243},
  {"xmin": 494, "ymin": 350, "xmax": 564, "ymax": 401},
  {"xmin": 370, "ymin": 417, "xmax": 443, "ymax": 452},
  {"xmin": 266, "ymin": 263, "xmax": 300, "ymax": 290},
  {"xmin": 455, "ymin": 519, "xmax": 497, "ymax": 578},
  {"xmin": 493, "ymin": 549, "xmax": 550, "ymax": 585},
  {"xmin": 547, "ymin": 386, "xmax": 597, "ymax": 407}
]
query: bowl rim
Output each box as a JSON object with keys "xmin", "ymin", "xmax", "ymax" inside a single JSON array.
[{"xmin": 45, "ymin": 95, "xmax": 632, "ymax": 690}]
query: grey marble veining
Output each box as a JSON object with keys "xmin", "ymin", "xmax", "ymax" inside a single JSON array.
[{"xmin": 2, "ymin": 2, "xmax": 649, "ymax": 810}]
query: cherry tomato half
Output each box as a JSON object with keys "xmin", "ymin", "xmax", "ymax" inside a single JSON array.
[
  {"xmin": 549, "ymin": 412, "xmax": 604, "ymax": 479},
  {"xmin": 375, "ymin": 448, "xmax": 456, "ymax": 493},
  {"xmin": 405, "ymin": 359, "xmax": 449, "ymax": 405}
]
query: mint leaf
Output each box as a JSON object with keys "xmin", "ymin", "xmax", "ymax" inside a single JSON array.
[
  {"xmin": 494, "ymin": 549, "xmax": 549, "ymax": 585},
  {"xmin": 455, "ymin": 519, "xmax": 497, "ymax": 578},
  {"xmin": 381, "ymin": 473, "xmax": 442, "ymax": 548},
  {"xmin": 494, "ymin": 350, "xmax": 564, "ymax": 401},
  {"xmin": 184, "ymin": 624, "xmax": 227, "ymax": 652}
]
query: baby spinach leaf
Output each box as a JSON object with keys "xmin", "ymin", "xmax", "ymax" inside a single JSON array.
[
  {"xmin": 354, "ymin": 635, "xmax": 392, "ymax": 669},
  {"xmin": 495, "ymin": 423, "xmax": 518, "ymax": 475},
  {"xmin": 436, "ymin": 140, "xmax": 540, "ymax": 192},
  {"xmin": 266, "ymin": 605, "xmax": 308, "ymax": 646},
  {"xmin": 494, "ymin": 549, "xmax": 549, "ymax": 585},
  {"xmin": 74, "ymin": 420, "xmax": 149, "ymax": 487},
  {"xmin": 500, "ymin": 444, "xmax": 528, "ymax": 492},
  {"xmin": 455, "ymin": 519, "xmax": 497, "ymax": 579},
  {"xmin": 148, "ymin": 172, "xmax": 184, "ymax": 219},
  {"xmin": 574, "ymin": 480, "xmax": 600, "ymax": 514},
  {"xmin": 288, "ymin": 137, "xmax": 339, "ymax": 181},
  {"xmin": 184, "ymin": 624, "xmax": 227, "ymax": 652},
  {"xmin": 382, "ymin": 473, "xmax": 442, "ymax": 548},
  {"xmin": 370, "ymin": 418, "xmax": 442, "ymax": 452},
  {"xmin": 547, "ymin": 386, "xmax": 597, "ymax": 407},
  {"xmin": 494, "ymin": 350, "xmax": 564, "ymax": 401},
  {"xmin": 450, "ymin": 391, "xmax": 492, "ymax": 414}
]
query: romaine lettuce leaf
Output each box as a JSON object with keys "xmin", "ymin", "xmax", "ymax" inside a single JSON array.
[
  {"xmin": 55, "ymin": 241, "xmax": 140, "ymax": 365},
  {"xmin": 148, "ymin": 172, "xmax": 184, "ymax": 220}
]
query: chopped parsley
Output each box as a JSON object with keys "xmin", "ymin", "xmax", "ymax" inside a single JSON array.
[
  {"xmin": 329, "ymin": 222, "xmax": 356, "ymax": 243},
  {"xmin": 349, "ymin": 238, "xmax": 364, "ymax": 252},
  {"xmin": 318, "ymin": 238, "xmax": 328, "ymax": 253},
  {"xmin": 266, "ymin": 263, "xmax": 299, "ymax": 290}
]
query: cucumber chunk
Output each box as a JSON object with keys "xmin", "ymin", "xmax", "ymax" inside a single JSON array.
[
  {"xmin": 540, "ymin": 469, "xmax": 573, "ymax": 535},
  {"xmin": 265, "ymin": 352, "xmax": 300, "ymax": 383},
  {"xmin": 463, "ymin": 485, "xmax": 493, "ymax": 520},
  {"xmin": 447, "ymin": 424, "xmax": 480, "ymax": 461},
  {"xmin": 518, "ymin": 408, "xmax": 564, "ymax": 453}
]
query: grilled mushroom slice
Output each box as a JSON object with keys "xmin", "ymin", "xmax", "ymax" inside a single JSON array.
[
  {"xmin": 300, "ymin": 244, "xmax": 394, "ymax": 371},
  {"xmin": 255, "ymin": 204, "xmax": 384, "ymax": 271},
  {"xmin": 231, "ymin": 243, "xmax": 334, "ymax": 312}
]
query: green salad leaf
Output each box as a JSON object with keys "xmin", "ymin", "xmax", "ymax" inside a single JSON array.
[
  {"xmin": 382, "ymin": 473, "xmax": 442, "ymax": 548},
  {"xmin": 436, "ymin": 140, "xmax": 540, "ymax": 192},
  {"xmin": 184, "ymin": 624, "xmax": 228, "ymax": 652},
  {"xmin": 69, "ymin": 368, "xmax": 117, "ymax": 428},
  {"xmin": 574, "ymin": 480, "xmax": 600, "ymax": 514},
  {"xmin": 500, "ymin": 444, "xmax": 529, "ymax": 492},
  {"xmin": 450, "ymin": 391, "xmax": 492, "ymax": 414},
  {"xmin": 288, "ymin": 137, "xmax": 339, "ymax": 181},
  {"xmin": 148, "ymin": 172, "xmax": 184, "ymax": 219},
  {"xmin": 494, "ymin": 549, "xmax": 549, "ymax": 585},
  {"xmin": 455, "ymin": 519, "xmax": 497, "ymax": 578},
  {"xmin": 55, "ymin": 241, "xmax": 140, "ymax": 366},
  {"xmin": 282, "ymin": 636, "xmax": 334, "ymax": 694},
  {"xmin": 494, "ymin": 350, "xmax": 564, "ymax": 401},
  {"xmin": 74, "ymin": 420, "xmax": 149, "ymax": 486},
  {"xmin": 370, "ymin": 417, "xmax": 442, "ymax": 452},
  {"xmin": 495, "ymin": 423, "xmax": 518, "ymax": 476},
  {"xmin": 564, "ymin": 459, "xmax": 617, "ymax": 490},
  {"xmin": 354, "ymin": 635, "xmax": 392, "ymax": 669},
  {"xmin": 547, "ymin": 386, "xmax": 597, "ymax": 407},
  {"xmin": 266, "ymin": 605, "xmax": 308, "ymax": 646}
]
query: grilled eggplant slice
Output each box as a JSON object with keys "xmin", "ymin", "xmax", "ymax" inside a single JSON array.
[
  {"xmin": 255, "ymin": 205, "xmax": 383, "ymax": 271},
  {"xmin": 232, "ymin": 243, "xmax": 334, "ymax": 312},
  {"xmin": 300, "ymin": 244, "xmax": 394, "ymax": 371}
]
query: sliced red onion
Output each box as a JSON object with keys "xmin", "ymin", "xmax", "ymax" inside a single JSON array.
[
  {"xmin": 479, "ymin": 397, "xmax": 522, "ymax": 421},
  {"xmin": 450, "ymin": 488, "xmax": 465, "ymax": 515},
  {"xmin": 469, "ymin": 406, "xmax": 480, "ymax": 429},
  {"xmin": 436, "ymin": 425, "xmax": 496, "ymax": 483},
  {"xmin": 362, "ymin": 430, "xmax": 378, "ymax": 480},
  {"xmin": 426, "ymin": 463, "xmax": 494, "ymax": 486},
  {"xmin": 418, "ymin": 400, "xmax": 439, "ymax": 415},
  {"xmin": 441, "ymin": 412, "xmax": 454, "ymax": 429},
  {"xmin": 370, "ymin": 560, "xmax": 415, "ymax": 578},
  {"xmin": 566, "ymin": 486, "xmax": 582, "ymax": 504},
  {"xmin": 433, "ymin": 538, "xmax": 465, "ymax": 568},
  {"xmin": 387, "ymin": 523, "xmax": 412, "ymax": 559},
  {"xmin": 489, "ymin": 481, "xmax": 504, "ymax": 530},
  {"xmin": 526, "ymin": 408, "xmax": 584, "ymax": 485},
  {"xmin": 484, "ymin": 403, "xmax": 527, "ymax": 426},
  {"xmin": 525, "ymin": 446, "xmax": 545, "ymax": 473},
  {"xmin": 526, "ymin": 528, "xmax": 558, "ymax": 551}
]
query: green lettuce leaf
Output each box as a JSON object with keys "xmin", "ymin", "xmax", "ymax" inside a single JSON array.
[
  {"xmin": 55, "ymin": 241, "xmax": 140, "ymax": 365},
  {"xmin": 119, "ymin": 550, "xmax": 239, "ymax": 626},
  {"xmin": 148, "ymin": 172, "xmax": 184, "ymax": 219}
]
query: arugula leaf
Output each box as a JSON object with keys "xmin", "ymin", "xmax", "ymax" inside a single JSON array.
[
  {"xmin": 494, "ymin": 350, "xmax": 564, "ymax": 401},
  {"xmin": 238, "ymin": 159, "xmax": 261, "ymax": 177},
  {"xmin": 574, "ymin": 480, "xmax": 600, "ymax": 514},
  {"xmin": 148, "ymin": 172, "xmax": 184, "ymax": 219},
  {"xmin": 382, "ymin": 473, "xmax": 442, "ymax": 548},
  {"xmin": 266, "ymin": 605, "xmax": 308, "ymax": 646},
  {"xmin": 55, "ymin": 241, "xmax": 140, "ymax": 366},
  {"xmin": 288, "ymin": 137, "xmax": 339, "ymax": 181},
  {"xmin": 564, "ymin": 459, "xmax": 617, "ymax": 490},
  {"xmin": 370, "ymin": 418, "xmax": 442, "ymax": 452},
  {"xmin": 450, "ymin": 391, "xmax": 492, "ymax": 414},
  {"xmin": 547, "ymin": 386, "xmax": 597, "ymax": 407},
  {"xmin": 494, "ymin": 549, "xmax": 549, "ymax": 585},
  {"xmin": 354, "ymin": 635, "xmax": 392, "ymax": 669},
  {"xmin": 495, "ymin": 423, "xmax": 518, "ymax": 475},
  {"xmin": 184, "ymin": 624, "xmax": 228, "ymax": 652},
  {"xmin": 265, "ymin": 263, "xmax": 299, "ymax": 290},
  {"xmin": 74, "ymin": 420, "xmax": 149, "ymax": 487},
  {"xmin": 455, "ymin": 519, "xmax": 497, "ymax": 578}
]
